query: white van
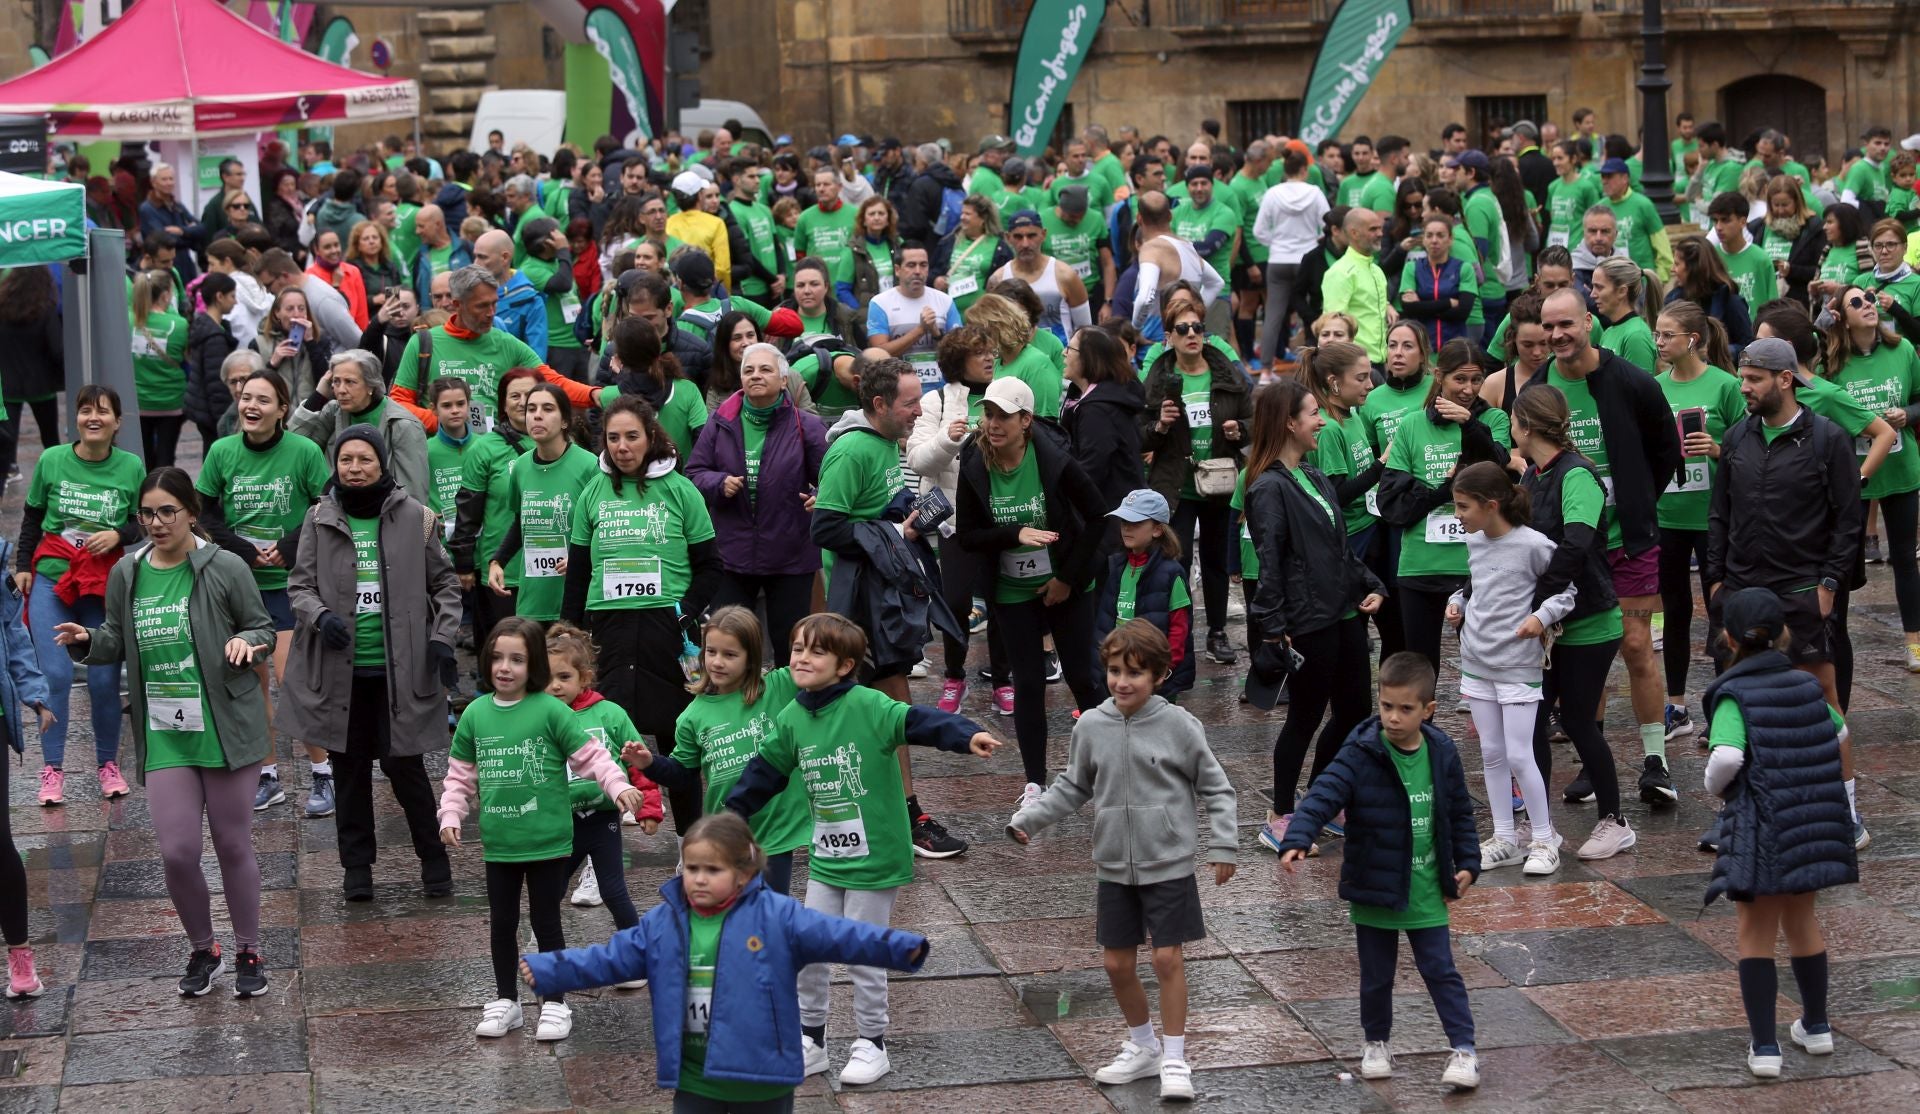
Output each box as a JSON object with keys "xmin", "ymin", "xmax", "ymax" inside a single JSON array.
[
  {"xmin": 677, "ymin": 99, "xmax": 773, "ymax": 149},
  {"xmin": 471, "ymin": 91, "xmax": 773, "ymax": 156}
]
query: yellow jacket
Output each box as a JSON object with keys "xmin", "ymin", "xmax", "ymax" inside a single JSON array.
[{"xmin": 665, "ymin": 209, "xmax": 732, "ymax": 290}]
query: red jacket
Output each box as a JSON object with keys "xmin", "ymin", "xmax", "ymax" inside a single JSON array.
[
  {"xmin": 30, "ymin": 533, "xmax": 120, "ymax": 606},
  {"xmin": 571, "ymin": 689, "xmax": 664, "ymax": 822}
]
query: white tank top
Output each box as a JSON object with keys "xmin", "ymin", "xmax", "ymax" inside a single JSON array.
[{"xmin": 994, "ymin": 255, "xmax": 1065, "ymax": 337}]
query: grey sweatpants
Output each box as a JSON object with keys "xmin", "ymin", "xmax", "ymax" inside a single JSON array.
[
  {"xmin": 797, "ymin": 880, "xmax": 900, "ymax": 1037},
  {"xmin": 148, "ymin": 763, "xmax": 263, "ymax": 952}
]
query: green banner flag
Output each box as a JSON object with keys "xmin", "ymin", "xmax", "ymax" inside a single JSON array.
[
  {"xmin": 1009, "ymin": 2, "xmax": 1104, "ymax": 158},
  {"xmin": 315, "ymin": 16, "xmax": 359, "ymax": 66},
  {"xmin": 0, "ymin": 173, "xmax": 86, "ymax": 267},
  {"xmin": 586, "ymin": 8, "xmax": 651, "ymax": 142},
  {"xmin": 1297, "ymin": 0, "xmax": 1413, "ymax": 148}
]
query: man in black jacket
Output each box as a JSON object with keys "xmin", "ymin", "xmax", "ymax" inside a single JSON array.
[
  {"xmin": 1705, "ymin": 336, "xmax": 1865, "ymax": 844},
  {"xmin": 1534, "ymin": 287, "xmax": 1683, "ymax": 805},
  {"xmin": 1510, "ymin": 121, "xmax": 1555, "ymax": 213},
  {"xmin": 900, "ymin": 143, "xmax": 963, "ymax": 246}
]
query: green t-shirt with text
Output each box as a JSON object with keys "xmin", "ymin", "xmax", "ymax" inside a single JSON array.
[
  {"xmin": 1717, "ymin": 242, "xmax": 1780, "ymax": 309},
  {"xmin": 1556, "ymin": 466, "xmax": 1625, "ymax": 645},
  {"xmin": 396, "ymin": 327, "xmax": 544, "ymax": 435},
  {"xmin": 814, "ymin": 428, "xmax": 906, "ymax": 586},
  {"xmin": 989, "ymin": 447, "xmax": 1053, "ymax": 603},
  {"xmin": 1351, "ymin": 736, "xmax": 1448, "ymax": 931},
  {"xmin": 1384, "ymin": 408, "xmax": 1510, "ymax": 579},
  {"xmin": 569, "ymin": 468, "xmax": 715, "ymax": 611},
  {"xmin": 133, "ymin": 557, "xmax": 223, "ymax": 772},
  {"xmin": 1655, "ymin": 366, "xmax": 1745, "ymax": 531},
  {"xmin": 27, "ymin": 445, "xmax": 145, "ymax": 580},
  {"xmin": 1830, "ymin": 338, "xmax": 1920, "ymax": 498},
  {"xmin": 761, "ymin": 686, "xmax": 915, "ymax": 890},
  {"xmin": 508, "ymin": 444, "xmax": 600, "ymax": 621},
  {"xmin": 347, "ymin": 516, "xmax": 386, "ymax": 667},
  {"xmin": 195, "ymin": 434, "xmax": 329, "ymax": 590},
  {"xmin": 795, "ymin": 203, "xmax": 860, "ymax": 286},
  {"xmin": 671, "ymin": 668, "xmax": 811, "ymax": 855},
  {"xmin": 130, "ymin": 309, "xmax": 189, "ymax": 411},
  {"xmin": 450, "ymin": 693, "xmax": 592, "ymax": 862},
  {"xmin": 459, "ymin": 431, "xmax": 529, "ymax": 583}
]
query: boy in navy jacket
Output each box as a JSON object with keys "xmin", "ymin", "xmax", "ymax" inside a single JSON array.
[{"xmin": 1277, "ymin": 652, "xmax": 1483, "ymax": 1091}]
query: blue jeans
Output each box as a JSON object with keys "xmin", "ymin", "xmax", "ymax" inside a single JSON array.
[
  {"xmin": 27, "ymin": 577, "xmax": 121, "ymax": 768},
  {"xmin": 1356, "ymin": 923, "xmax": 1475, "ymax": 1051}
]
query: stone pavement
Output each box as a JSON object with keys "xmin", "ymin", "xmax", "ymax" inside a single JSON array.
[{"xmin": 2, "ymin": 426, "xmax": 1919, "ymax": 1112}]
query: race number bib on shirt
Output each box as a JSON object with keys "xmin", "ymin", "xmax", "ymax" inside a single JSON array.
[
  {"xmin": 1547, "ymin": 229, "xmax": 1570, "ymax": 248},
  {"xmin": 1185, "ymin": 398, "xmax": 1212, "ymax": 429},
  {"xmin": 1000, "ymin": 547, "xmax": 1053, "ymax": 580},
  {"xmin": 686, "ymin": 984, "xmax": 713, "ymax": 1034},
  {"xmin": 1364, "ymin": 487, "xmax": 1381, "ymax": 517},
  {"xmin": 469, "ymin": 401, "xmax": 493, "ymax": 434},
  {"xmin": 356, "ymin": 579, "xmax": 382, "ymax": 615},
  {"xmin": 147, "ymin": 682, "xmax": 205, "ymax": 733},
  {"xmin": 59, "ymin": 526, "xmax": 95, "ymax": 548},
  {"xmin": 603, "ymin": 557, "xmax": 664, "ymax": 600},
  {"xmin": 1601, "ymin": 473, "xmax": 1616, "ymax": 506},
  {"xmin": 1666, "ymin": 459, "xmax": 1709, "ymax": 493},
  {"xmin": 1072, "ymin": 259, "xmax": 1093, "ymax": 279},
  {"xmin": 1425, "ymin": 509, "xmax": 1468, "ymax": 544},
  {"xmin": 524, "ymin": 537, "xmax": 566, "ymax": 578},
  {"xmin": 1858, "ymin": 433, "xmax": 1903, "ymax": 456},
  {"xmin": 947, "ymin": 274, "xmax": 979, "ymax": 299},
  {"xmin": 560, "ymin": 292, "xmax": 582, "ymax": 324},
  {"xmin": 812, "ymin": 801, "xmax": 869, "ymax": 859}
]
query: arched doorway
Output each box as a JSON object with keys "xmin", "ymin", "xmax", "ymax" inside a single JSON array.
[{"xmin": 1722, "ymin": 75, "xmax": 1829, "ymax": 165}]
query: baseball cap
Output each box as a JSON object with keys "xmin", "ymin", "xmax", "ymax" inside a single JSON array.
[
  {"xmin": 1183, "ymin": 163, "xmax": 1214, "ymax": 183},
  {"xmin": 1456, "ymin": 149, "xmax": 1491, "ymax": 174},
  {"xmin": 1600, "ymin": 157, "xmax": 1632, "ymax": 175},
  {"xmin": 766, "ymin": 307, "xmax": 804, "ymax": 339},
  {"xmin": 1058, "ymin": 184, "xmax": 1090, "ymax": 215},
  {"xmin": 670, "ymin": 250, "xmax": 716, "ymax": 292},
  {"xmin": 670, "ymin": 170, "xmax": 706, "ymax": 197},
  {"xmin": 1902, "ymin": 133, "xmax": 1920, "ymax": 152},
  {"xmin": 774, "ymin": 134, "xmax": 793, "ymax": 147},
  {"xmin": 1006, "ymin": 209, "xmax": 1044, "ymax": 231},
  {"xmin": 978, "ymin": 134, "xmax": 1015, "ymax": 154},
  {"xmin": 807, "ymin": 146, "xmax": 832, "ymax": 163},
  {"xmin": 686, "ymin": 162, "xmax": 716, "ymax": 183},
  {"xmin": 982, "ymin": 377, "xmax": 1035, "ymax": 415},
  {"xmin": 1740, "ymin": 336, "xmax": 1810, "ymax": 384},
  {"xmin": 877, "ymin": 137, "xmax": 902, "ymax": 152},
  {"xmin": 835, "ymin": 134, "xmax": 861, "ymax": 148},
  {"xmin": 1721, "ymin": 587, "xmax": 1786, "ymax": 647},
  {"xmin": 1508, "ymin": 119, "xmax": 1540, "ymax": 142},
  {"xmin": 1108, "ymin": 488, "xmax": 1171, "ymax": 524}
]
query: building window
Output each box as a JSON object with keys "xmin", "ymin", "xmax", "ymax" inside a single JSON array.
[
  {"xmin": 1467, "ymin": 95, "xmax": 1548, "ymax": 151},
  {"xmin": 1228, "ymin": 99, "xmax": 1301, "ymax": 149}
]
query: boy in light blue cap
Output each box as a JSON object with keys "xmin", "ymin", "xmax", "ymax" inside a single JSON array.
[{"xmin": 1095, "ymin": 489, "xmax": 1195, "ymax": 698}]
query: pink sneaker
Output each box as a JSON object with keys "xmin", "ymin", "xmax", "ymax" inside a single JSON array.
[
  {"xmin": 993, "ymin": 686, "xmax": 1015, "ymax": 716},
  {"xmin": 5, "ymin": 946, "xmax": 41, "ymax": 999},
  {"xmin": 98, "ymin": 761, "xmax": 130, "ymax": 799},
  {"xmin": 37, "ymin": 765, "xmax": 63, "ymax": 806},
  {"xmin": 937, "ymin": 678, "xmax": 965, "ymax": 713}
]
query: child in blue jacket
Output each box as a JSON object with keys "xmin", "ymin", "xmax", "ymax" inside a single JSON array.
[
  {"xmin": 1276, "ymin": 652, "xmax": 1483, "ymax": 1092},
  {"xmin": 520, "ymin": 812, "xmax": 929, "ymax": 1108},
  {"xmin": 0, "ymin": 540, "xmax": 52, "ymax": 999}
]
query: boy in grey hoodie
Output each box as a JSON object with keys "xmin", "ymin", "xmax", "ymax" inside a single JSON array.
[{"xmin": 1009, "ymin": 619, "xmax": 1236, "ymax": 1103}]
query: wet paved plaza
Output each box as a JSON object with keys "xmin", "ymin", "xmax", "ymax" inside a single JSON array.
[{"xmin": 3, "ymin": 426, "xmax": 1919, "ymax": 1112}]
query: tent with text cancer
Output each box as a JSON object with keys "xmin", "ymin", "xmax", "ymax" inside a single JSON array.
[
  {"xmin": 0, "ymin": 0, "xmax": 418, "ymax": 138},
  {"xmin": 0, "ymin": 173, "xmax": 84, "ymax": 267}
]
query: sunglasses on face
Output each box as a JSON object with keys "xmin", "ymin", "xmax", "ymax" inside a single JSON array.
[
  {"xmin": 1171, "ymin": 322, "xmax": 1206, "ymax": 337},
  {"xmin": 1848, "ymin": 295, "xmax": 1872, "ymax": 309}
]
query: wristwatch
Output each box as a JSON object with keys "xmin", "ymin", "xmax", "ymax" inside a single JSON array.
[{"xmin": 1821, "ymin": 577, "xmax": 1840, "ymax": 593}]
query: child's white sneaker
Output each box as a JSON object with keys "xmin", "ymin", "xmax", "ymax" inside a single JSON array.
[
  {"xmin": 570, "ymin": 861, "xmax": 603, "ymax": 906},
  {"xmin": 1479, "ymin": 836, "xmax": 1524, "ymax": 870},
  {"xmin": 838, "ymin": 1037, "xmax": 891, "ymax": 1085},
  {"xmin": 613, "ymin": 976, "xmax": 648, "ymax": 990},
  {"xmin": 1791, "ymin": 1018, "xmax": 1835, "ymax": 1055},
  {"xmin": 1748, "ymin": 1043, "xmax": 1783, "ymax": 1078},
  {"xmin": 801, "ymin": 1034, "xmax": 829, "ymax": 1076},
  {"xmin": 1523, "ymin": 836, "xmax": 1563, "ymax": 876},
  {"xmin": 1092, "ymin": 1039, "xmax": 1162, "ymax": 1084},
  {"xmin": 474, "ymin": 998, "xmax": 523, "ymax": 1037},
  {"xmin": 534, "ymin": 1001, "xmax": 572, "ymax": 1041},
  {"xmin": 1358, "ymin": 1039, "xmax": 1394, "ymax": 1079},
  {"xmin": 1441, "ymin": 1048, "xmax": 1479, "ymax": 1090},
  {"xmin": 1158, "ymin": 1059, "xmax": 1194, "ymax": 1102}
]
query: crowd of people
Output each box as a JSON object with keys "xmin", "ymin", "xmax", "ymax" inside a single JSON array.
[{"xmin": 0, "ymin": 108, "xmax": 1890, "ymax": 1105}]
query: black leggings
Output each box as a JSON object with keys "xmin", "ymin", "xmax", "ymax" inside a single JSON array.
[
  {"xmin": 140, "ymin": 413, "xmax": 185, "ymax": 471},
  {"xmin": 1363, "ymin": 527, "xmax": 1408, "ymax": 661},
  {"xmin": 0, "ymin": 752, "xmax": 25, "ymax": 946},
  {"xmin": 1272, "ymin": 615, "xmax": 1372, "ymax": 814},
  {"xmin": 486, "ymin": 856, "xmax": 571, "ymax": 1001},
  {"xmin": 711, "ymin": 569, "xmax": 815, "ymax": 667},
  {"xmin": 568, "ymin": 811, "xmax": 638, "ymax": 930},
  {"xmin": 939, "ymin": 540, "xmax": 1006, "ymax": 682},
  {"xmin": 1398, "ymin": 580, "xmax": 1464, "ymax": 679},
  {"xmin": 992, "ymin": 591, "xmax": 1107, "ymax": 785},
  {"xmin": 1534, "ymin": 637, "xmax": 1624, "ymax": 818},
  {"xmin": 0, "ymin": 396, "xmax": 58, "ymax": 478},
  {"xmin": 1878, "ymin": 491, "xmax": 1920, "ymax": 631},
  {"xmin": 1172, "ymin": 496, "xmax": 1232, "ymax": 632},
  {"xmin": 1659, "ymin": 527, "xmax": 1711, "ymax": 696},
  {"xmin": 591, "ymin": 606, "xmax": 703, "ymax": 835}
]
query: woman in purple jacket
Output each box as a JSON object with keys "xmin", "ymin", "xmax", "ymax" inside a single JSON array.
[{"xmin": 686, "ymin": 342, "xmax": 828, "ymax": 664}]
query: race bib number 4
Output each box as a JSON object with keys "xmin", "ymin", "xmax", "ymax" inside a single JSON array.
[
  {"xmin": 1425, "ymin": 509, "xmax": 1468, "ymax": 545},
  {"xmin": 147, "ymin": 682, "xmax": 205, "ymax": 733},
  {"xmin": 1000, "ymin": 547, "xmax": 1053, "ymax": 580},
  {"xmin": 812, "ymin": 801, "xmax": 869, "ymax": 859},
  {"xmin": 603, "ymin": 557, "xmax": 664, "ymax": 600},
  {"xmin": 524, "ymin": 537, "xmax": 566, "ymax": 578}
]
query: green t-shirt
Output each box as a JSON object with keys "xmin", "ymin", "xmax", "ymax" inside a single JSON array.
[
  {"xmin": 195, "ymin": 434, "xmax": 329, "ymax": 590},
  {"xmin": 426, "ymin": 431, "xmax": 472, "ymax": 537},
  {"xmin": 1357, "ymin": 172, "xmax": 1397, "ymax": 217},
  {"xmin": 944, "ymin": 234, "xmax": 1002, "ymax": 313},
  {"xmin": 566, "ymin": 697, "xmax": 639, "ymax": 813},
  {"xmin": 460, "ymin": 431, "xmax": 529, "ymax": 583},
  {"xmin": 1351, "ymin": 736, "xmax": 1448, "ymax": 930},
  {"xmin": 742, "ymin": 407, "xmax": 770, "ymax": 503},
  {"xmin": 1818, "ymin": 246, "xmax": 1862, "ymax": 289},
  {"xmin": 1172, "ymin": 197, "xmax": 1240, "ymax": 281},
  {"xmin": 346, "ymin": 516, "xmax": 386, "ymax": 667},
  {"xmin": 671, "ymin": 668, "xmax": 811, "ymax": 854},
  {"xmin": 1230, "ymin": 473, "xmax": 1261, "ymax": 580},
  {"xmin": 815, "ymin": 427, "xmax": 906, "ymax": 586},
  {"xmin": 449, "ymin": 692, "xmax": 592, "ymax": 862},
  {"xmin": 426, "ymin": 243, "xmax": 454, "ymax": 279},
  {"xmin": 133, "ymin": 557, "xmax": 223, "ymax": 772},
  {"xmin": 1798, "ymin": 373, "xmax": 1877, "ymax": 437},
  {"xmin": 1602, "ymin": 191, "xmax": 1665, "ymax": 272},
  {"xmin": 989, "ymin": 447, "xmax": 1053, "ymax": 603},
  {"xmin": 1384, "ymin": 408, "xmax": 1511, "ymax": 579},
  {"xmin": 1461, "ymin": 185, "xmax": 1507, "ymax": 301},
  {"xmin": 1546, "ymin": 366, "xmax": 1618, "ymax": 547},
  {"xmin": 1336, "ymin": 171, "xmax": 1380, "ymax": 210},
  {"xmin": 729, "ymin": 197, "xmax": 781, "ymax": 298},
  {"xmin": 1830, "ymin": 338, "xmax": 1920, "ymax": 498},
  {"xmin": 1843, "ymin": 156, "xmax": 1890, "ymax": 208},
  {"xmin": 1671, "ymin": 138, "xmax": 1700, "ymax": 177},
  {"xmin": 396, "ymin": 327, "xmax": 545, "ymax": 435},
  {"xmin": 1226, "ymin": 171, "xmax": 1270, "ymax": 264},
  {"xmin": 1655, "ymin": 366, "xmax": 1745, "ymax": 531},
  {"xmin": 1556, "ymin": 466, "xmax": 1625, "ymax": 645},
  {"xmin": 1598, "ymin": 316, "xmax": 1658, "ymax": 373},
  {"xmin": 1115, "ymin": 554, "xmax": 1191, "ymax": 620},
  {"xmin": 508, "ymin": 444, "xmax": 600, "ymax": 621},
  {"xmin": 679, "ymin": 905, "xmax": 795, "ymax": 1103},
  {"xmin": 1040, "ymin": 208, "xmax": 1104, "ymax": 282},
  {"xmin": 795, "ymin": 202, "xmax": 860, "ymax": 286},
  {"xmin": 1718, "ymin": 242, "xmax": 1780, "ymax": 309},
  {"xmin": 762, "ymin": 685, "xmax": 914, "ymax": 890},
  {"xmin": 1307, "ymin": 410, "xmax": 1379, "ymax": 535},
  {"xmin": 569, "ymin": 468, "xmax": 715, "ymax": 611},
  {"xmin": 27, "ymin": 445, "xmax": 146, "ymax": 580},
  {"xmin": 1048, "ymin": 172, "xmax": 1115, "ymax": 218},
  {"xmin": 518, "ymin": 255, "xmax": 583, "ymax": 352},
  {"xmin": 391, "ymin": 202, "xmax": 421, "ymax": 268},
  {"xmin": 130, "ymin": 309, "xmax": 189, "ymax": 411},
  {"xmin": 1359, "ymin": 376, "xmax": 1431, "ymax": 454},
  {"xmin": 1709, "ymin": 696, "xmax": 1846, "ymax": 752}
]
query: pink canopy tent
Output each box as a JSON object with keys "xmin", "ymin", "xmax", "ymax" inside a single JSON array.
[{"xmin": 0, "ymin": 0, "xmax": 418, "ymax": 139}]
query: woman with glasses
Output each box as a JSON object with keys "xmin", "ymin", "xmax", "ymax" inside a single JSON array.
[
  {"xmin": 1140, "ymin": 296, "xmax": 1253, "ymax": 666},
  {"xmin": 12, "ymin": 384, "xmax": 146, "ymax": 806},
  {"xmin": 1858, "ymin": 219, "xmax": 1920, "ymax": 344},
  {"xmin": 52, "ymin": 467, "xmax": 276, "ymax": 998}
]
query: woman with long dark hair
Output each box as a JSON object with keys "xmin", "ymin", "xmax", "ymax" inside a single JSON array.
[
  {"xmin": 0, "ymin": 265, "xmax": 61, "ymax": 480},
  {"xmin": 451, "ymin": 367, "xmax": 540, "ymax": 644},
  {"xmin": 1666, "ymin": 241, "xmax": 1753, "ymax": 353}
]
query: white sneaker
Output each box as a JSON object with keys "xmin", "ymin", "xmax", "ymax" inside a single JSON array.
[
  {"xmin": 801, "ymin": 1034, "xmax": 829, "ymax": 1076},
  {"xmin": 534, "ymin": 1000, "xmax": 573, "ymax": 1041},
  {"xmin": 1093, "ymin": 1039, "xmax": 1162, "ymax": 1084},
  {"xmin": 1479, "ymin": 837, "xmax": 1524, "ymax": 870},
  {"xmin": 1523, "ymin": 835, "xmax": 1563, "ymax": 876},
  {"xmin": 1359, "ymin": 1039, "xmax": 1394, "ymax": 1079},
  {"xmin": 1016, "ymin": 782, "xmax": 1044, "ymax": 814},
  {"xmin": 1747, "ymin": 1043, "xmax": 1783, "ymax": 1078},
  {"xmin": 621, "ymin": 811, "xmax": 640, "ymax": 825},
  {"xmin": 475, "ymin": 998, "xmax": 523, "ymax": 1037},
  {"xmin": 570, "ymin": 860, "xmax": 603, "ymax": 907},
  {"xmin": 1791, "ymin": 1018, "xmax": 1835, "ymax": 1055},
  {"xmin": 838, "ymin": 1037, "xmax": 891, "ymax": 1085},
  {"xmin": 1577, "ymin": 816, "xmax": 1638, "ymax": 860},
  {"xmin": 614, "ymin": 977, "xmax": 648, "ymax": 990},
  {"xmin": 909, "ymin": 656, "xmax": 933, "ymax": 679},
  {"xmin": 1441, "ymin": 1048, "xmax": 1479, "ymax": 1089},
  {"xmin": 1159, "ymin": 1058, "xmax": 1195, "ymax": 1102}
]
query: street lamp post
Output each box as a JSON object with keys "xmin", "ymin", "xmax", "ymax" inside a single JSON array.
[{"xmin": 1639, "ymin": 0, "xmax": 1679, "ymax": 224}]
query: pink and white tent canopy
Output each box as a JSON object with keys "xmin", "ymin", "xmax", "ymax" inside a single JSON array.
[{"xmin": 0, "ymin": 0, "xmax": 418, "ymax": 139}]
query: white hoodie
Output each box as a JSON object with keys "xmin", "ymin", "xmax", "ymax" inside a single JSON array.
[{"xmin": 1254, "ymin": 181, "xmax": 1332, "ymax": 265}]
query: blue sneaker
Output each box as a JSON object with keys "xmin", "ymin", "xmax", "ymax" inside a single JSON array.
[
  {"xmin": 1664, "ymin": 703, "xmax": 1696, "ymax": 743},
  {"xmin": 1321, "ymin": 811, "xmax": 1346, "ymax": 838},
  {"xmin": 306, "ymin": 772, "xmax": 336, "ymax": 819},
  {"xmin": 1258, "ymin": 814, "xmax": 1319, "ymax": 857},
  {"xmin": 252, "ymin": 771, "xmax": 284, "ymax": 812}
]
